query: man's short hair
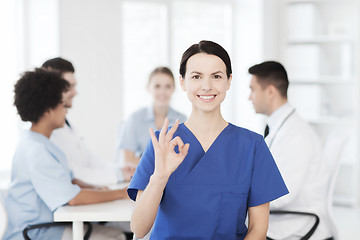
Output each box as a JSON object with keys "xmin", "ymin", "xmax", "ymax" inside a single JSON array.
[
  {"xmin": 14, "ymin": 68, "xmax": 69, "ymax": 123},
  {"xmin": 42, "ymin": 57, "xmax": 75, "ymax": 74},
  {"xmin": 248, "ymin": 61, "xmax": 289, "ymax": 98}
]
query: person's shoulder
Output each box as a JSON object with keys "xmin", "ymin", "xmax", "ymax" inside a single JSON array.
[
  {"xmin": 228, "ymin": 123, "xmax": 264, "ymax": 142},
  {"xmin": 16, "ymin": 132, "xmax": 48, "ymax": 161},
  {"xmin": 126, "ymin": 107, "xmax": 149, "ymax": 122},
  {"xmin": 168, "ymin": 107, "xmax": 187, "ymax": 122},
  {"xmin": 284, "ymin": 112, "xmax": 316, "ymax": 135},
  {"xmin": 21, "ymin": 131, "xmax": 46, "ymax": 146},
  {"xmin": 131, "ymin": 107, "xmax": 148, "ymax": 116}
]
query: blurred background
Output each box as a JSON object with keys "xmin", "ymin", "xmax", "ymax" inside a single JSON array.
[{"xmin": 0, "ymin": 0, "xmax": 359, "ymax": 237}]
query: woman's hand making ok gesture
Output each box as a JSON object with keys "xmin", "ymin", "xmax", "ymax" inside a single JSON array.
[{"xmin": 149, "ymin": 118, "xmax": 190, "ymax": 179}]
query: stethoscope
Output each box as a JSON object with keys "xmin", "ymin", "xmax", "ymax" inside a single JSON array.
[{"xmin": 267, "ymin": 108, "xmax": 296, "ymax": 148}]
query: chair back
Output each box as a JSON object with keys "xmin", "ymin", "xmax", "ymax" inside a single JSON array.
[
  {"xmin": 0, "ymin": 190, "xmax": 8, "ymax": 238},
  {"xmin": 322, "ymin": 132, "xmax": 349, "ymax": 239}
]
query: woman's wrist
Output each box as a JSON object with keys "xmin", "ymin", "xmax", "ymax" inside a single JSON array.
[{"xmin": 150, "ymin": 173, "xmax": 169, "ymax": 189}]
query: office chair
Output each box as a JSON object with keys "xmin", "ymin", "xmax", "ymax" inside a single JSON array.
[
  {"xmin": 266, "ymin": 210, "xmax": 319, "ymax": 240},
  {"xmin": 23, "ymin": 221, "xmax": 92, "ymax": 240},
  {"xmin": 266, "ymin": 132, "xmax": 348, "ymax": 240},
  {"xmin": 322, "ymin": 132, "xmax": 349, "ymax": 240},
  {"xmin": 0, "ymin": 191, "xmax": 92, "ymax": 240}
]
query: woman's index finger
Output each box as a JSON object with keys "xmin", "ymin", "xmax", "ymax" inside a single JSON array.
[
  {"xmin": 159, "ymin": 118, "xmax": 169, "ymax": 140},
  {"xmin": 166, "ymin": 119, "xmax": 180, "ymax": 141},
  {"xmin": 148, "ymin": 127, "xmax": 159, "ymax": 148}
]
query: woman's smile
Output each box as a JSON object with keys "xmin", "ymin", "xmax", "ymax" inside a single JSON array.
[{"xmin": 198, "ymin": 94, "xmax": 216, "ymax": 102}]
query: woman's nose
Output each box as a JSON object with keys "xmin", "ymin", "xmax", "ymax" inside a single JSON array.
[{"xmin": 202, "ymin": 77, "xmax": 212, "ymax": 91}]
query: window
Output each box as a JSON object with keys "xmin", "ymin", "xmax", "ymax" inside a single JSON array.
[
  {"xmin": 0, "ymin": 0, "xmax": 59, "ymax": 171},
  {"xmin": 122, "ymin": 0, "xmax": 234, "ymax": 119},
  {"xmin": 0, "ymin": 0, "xmax": 19, "ymax": 171}
]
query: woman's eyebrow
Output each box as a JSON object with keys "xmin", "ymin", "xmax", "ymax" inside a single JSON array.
[
  {"xmin": 190, "ymin": 71, "xmax": 203, "ymax": 75},
  {"xmin": 211, "ymin": 71, "xmax": 224, "ymax": 75}
]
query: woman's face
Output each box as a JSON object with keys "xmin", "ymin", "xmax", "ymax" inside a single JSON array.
[
  {"xmin": 48, "ymin": 94, "xmax": 68, "ymax": 129},
  {"xmin": 180, "ymin": 53, "xmax": 231, "ymax": 113},
  {"xmin": 148, "ymin": 73, "xmax": 175, "ymax": 108}
]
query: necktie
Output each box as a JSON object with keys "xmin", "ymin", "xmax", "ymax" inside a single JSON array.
[
  {"xmin": 264, "ymin": 125, "xmax": 269, "ymax": 138},
  {"xmin": 65, "ymin": 118, "xmax": 71, "ymax": 128}
]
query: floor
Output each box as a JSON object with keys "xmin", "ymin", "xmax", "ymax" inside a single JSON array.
[{"xmin": 333, "ymin": 206, "xmax": 360, "ymax": 239}]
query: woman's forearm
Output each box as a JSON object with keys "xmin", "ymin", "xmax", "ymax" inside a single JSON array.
[
  {"xmin": 72, "ymin": 178, "xmax": 99, "ymax": 189},
  {"xmin": 68, "ymin": 188, "xmax": 127, "ymax": 206},
  {"xmin": 244, "ymin": 202, "xmax": 269, "ymax": 240},
  {"xmin": 131, "ymin": 174, "xmax": 169, "ymax": 238},
  {"xmin": 131, "ymin": 120, "xmax": 188, "ymax": 238},
  {"xmin": 244, "ymin": 226, "xmax": 267, "ymax": 240}
]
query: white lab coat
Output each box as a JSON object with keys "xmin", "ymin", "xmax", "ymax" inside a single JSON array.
[
  {"xmin": 266, "ymin": 103, "xmax": 332, "ymax": 240},
  {"xmin": 50, "ymin": 120, "xmax": 119, "ymax": 185}
]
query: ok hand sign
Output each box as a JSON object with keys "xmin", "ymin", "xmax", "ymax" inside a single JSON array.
[{"xmin": 149, "ymin": 118, "xmax": 190, "ymax": 179}]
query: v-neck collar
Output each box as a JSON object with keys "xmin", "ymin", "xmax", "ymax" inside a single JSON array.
[{"xmin": 180, "ymin": 122, "xmax": 232, "ymax": 154}]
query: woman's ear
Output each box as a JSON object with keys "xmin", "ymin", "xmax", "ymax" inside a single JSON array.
[
  {"xmin": 226, "ymin": 74, "xmax": 232, "ymax": 91},
  {"xmin": 179, "ymin": 76, "xmax": 186, "ymax": 91},
  {"xmin": 41, "ymin": 108, "xmax": 52, "ymax": 120}
]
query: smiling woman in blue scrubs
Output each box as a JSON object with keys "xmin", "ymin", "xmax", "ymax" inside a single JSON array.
[{"xmin": 128, "ymin": 40, "xmax": 289, "ymax": 239}]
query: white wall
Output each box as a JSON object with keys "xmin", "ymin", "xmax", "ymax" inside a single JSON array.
[
  {"xmin": 59, "ymin": 0, "xmax": 124, "ymax": 163},
  {"xmin": 0, "ymin": 0, "xmax": 19, "ymax": 171},
  {"xmin": 232, "ymin": 0, "xmax": 266, "ymax": 133},
  {"xmin": 57, "ymin": 0, "xmax": 266, "ymax": 163}
]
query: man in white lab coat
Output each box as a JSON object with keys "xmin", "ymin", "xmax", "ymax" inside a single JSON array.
[
  {"xmin": 248, "ymin": 61, "xmax": 333, "ymax": 239},
  {"xmin": 42, "ymin": 57, "xmax": 135, "ymax": 186}
]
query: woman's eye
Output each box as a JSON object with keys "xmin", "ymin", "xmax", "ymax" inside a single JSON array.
[
  {"xmin": 192, "ymin": 75, "xmax": 200, "ymax": 79},
  {"xmin": 213, "ymin": 75, "xmax": 222, "ymax": 79}
]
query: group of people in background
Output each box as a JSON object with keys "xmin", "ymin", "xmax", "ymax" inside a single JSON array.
[{"xmin": 3, "ymin": 40, "xmax": 334, "ymax": 240}]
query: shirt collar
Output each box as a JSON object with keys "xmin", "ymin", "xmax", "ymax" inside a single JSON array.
[
  {"xmin": 267, "ymin": 102, "xmax": 293, "ymax": 132},
  {"xmin": 26, "ymin": 130, "xmax": 64, "ymax": 154}
]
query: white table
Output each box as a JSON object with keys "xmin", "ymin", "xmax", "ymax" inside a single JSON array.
[{"xmin": 54, "ymin": 199, "xmax": 135, "ymax": 240}]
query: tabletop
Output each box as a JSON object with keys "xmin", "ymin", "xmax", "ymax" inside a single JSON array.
[{"xmin": 54, "ymin": 198, "xmax": 135, "ymax": 222}]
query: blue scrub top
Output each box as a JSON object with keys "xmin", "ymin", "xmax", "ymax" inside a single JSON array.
[
  {"xmin": 4, "ymin": 131, "xmax": 81, "ymax": 240},
  {"xmin": 128, "ymin": 123, "xmax": 288, "ymax": 240}
]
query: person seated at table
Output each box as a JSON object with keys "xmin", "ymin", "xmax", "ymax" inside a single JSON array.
[
  {"xmin": 117, "ymin": 66, "xmax": 187, "ymax": 167},
  {"xmin": 41, "ymin": 57, "xmax": 135, "ymax": 185},
  {"xmin": 4, "ymin": 68, "xmax": 127, "ymax": 240}
]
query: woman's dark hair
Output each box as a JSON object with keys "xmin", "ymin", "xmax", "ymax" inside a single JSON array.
[
  {"xmin": 14, "ymin": 68, "xmax": 69, "ymax": 123},
  {"xmin": 42, "ymin": 57, "xmax": 75, "ymax": 74},
  {"xmin": 179, "ymin": 40, "xmax": 232, "ymax": 78},
  {"xmin": 248, "ymin": 61, "xmax": 289, "ymax": 98},
  {"xmin": 148, "ymin": 67, "xmax": 175, "ymax": 86}
]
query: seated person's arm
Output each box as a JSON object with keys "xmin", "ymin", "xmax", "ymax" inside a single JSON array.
[
  {"xmin": 72, "ymin": 178, "xmax": 108, "ymax": 190},
  {"xmin": 120, "ymin": 164, "xmax": 136, "ymax": 182},
  {"xmin": 117, "ymin": 116, "xmax": 141, "ymax": 166},
  {"xmin": 68, "ymin": 187, "xmax": 128, "ymax": 206},
  {"xmin": 244, "ymin": 202, "xmax": 269, "ymax": 240},
  {"xmin": 123, "ymin": 149, "xmax": 141, "ymax": 166}
]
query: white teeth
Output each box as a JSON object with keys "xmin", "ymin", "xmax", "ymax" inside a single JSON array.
[{"xmin": 199, "ymin": 95, "xmax": 215, "ymax": 100}]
